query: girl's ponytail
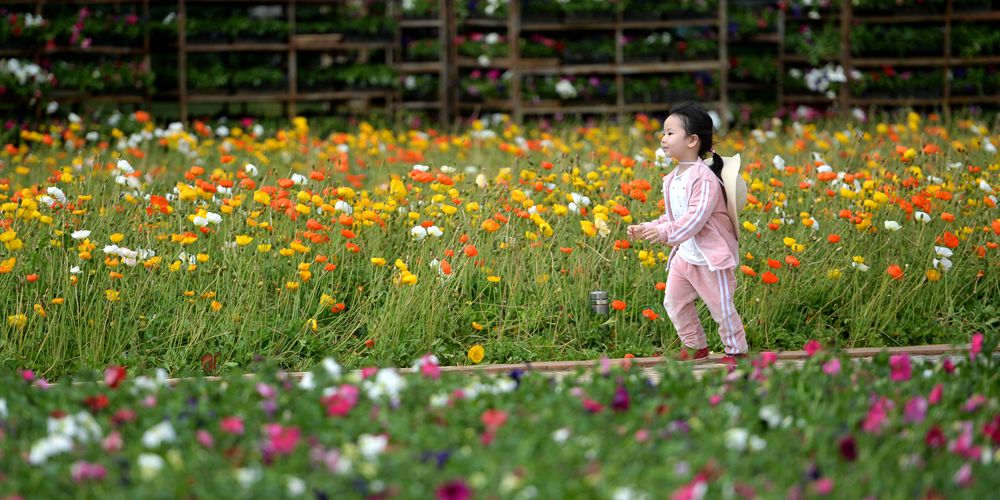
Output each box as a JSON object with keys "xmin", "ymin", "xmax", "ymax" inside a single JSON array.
[{"xmin": 709, "ymin": 151, "xmax": 724, "ymax": 181}]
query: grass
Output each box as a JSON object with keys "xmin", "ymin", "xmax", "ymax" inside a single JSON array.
[{"xmin": 0, "ymin": 112, "xmax": 997, "ymax": 378}]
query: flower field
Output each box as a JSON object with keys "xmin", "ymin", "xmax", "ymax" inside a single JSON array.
[
  {"xmin": 1, "ymin": 338, "xmax": 998, "ymax": 497},
  {"xmin": 1, "ymin": 112, "xmax": 998, "ymax": 377}
]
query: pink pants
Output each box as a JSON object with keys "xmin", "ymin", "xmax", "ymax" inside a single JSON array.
[{"xmin": 663, "ymin": 257, "xmax": 748, "ymax": 355}]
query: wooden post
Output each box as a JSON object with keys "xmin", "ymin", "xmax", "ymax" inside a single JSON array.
[
  {"xmin": 288, "ymin": 0, "xmax": 297, "ymax": 120},
  {"xmin": 839, "ymin": 0, "xmax": 851, "ymax": 118},
  {"xmin": 178, "ymin": 0, "xmax": 188, "ymax": 122},
  {"xmin": 510, "ymin": 0, "xmax": 522, "ymax": 124},
  {"xmin": 718, "ymin": 0, "xmax": 729, "ymax": 132},
  {"xmin": 943, "ymin": 0, "xmax": 952, "ymax": 123}
]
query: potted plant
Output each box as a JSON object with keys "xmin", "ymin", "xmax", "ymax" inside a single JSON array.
[
  {"xmin": 0, "ymin": 58, "xmax": 55, "ymax": 103},
  {"xmin": 457, "ymin": 0, "xmax": 509, "ymax": 21},
  {"xmin": 622, "ymin": 32, "xmax": 672, "ymax": 63},
  {"xmin": 520, "ymin": 34, "xmax": 564, "ymax": 60},
  {"xmin": 520, "ymin": 0, "xmax": 562, "ymax": 22},
  {"xmin": 405, "ymin": 38, "xmax": 443, "ymax": 62},
  {"xmin": 624, "ymin": 76, "xmax": 662, "ymax": 103},
  {"xmin": 670, "ymin": 32, "xmax": 718, "ymax": 61},
  {"xmin": 729, "ymin": 53, "xmax": 777, "ymax": 83},
  {"xmin": 850, "ymin": 25, "xmax": 943, "ymax": 58},
  {"xmin": 231, "ymin": 65, "xmax": 286, "ymax": 92},
  {"xmin": 559, "ymin": 0, "xmax": 624, "ymax": 23},
  {"xmin": 335, "ymin": 64, "xmax": 396, "ymax": 90},
  {"xmin": 459, "ymin": 68, "xmax": 509, "ymax": 101},
  {"xmin": 785, "ymin": 24, "xmax": 840, "ymax": 65},
  {"xmin": 521, "ymin": 75, "xmax": 559, "ymax": 104},
  {"xmin": 400, "ymin": 0, "xmax": 439, "ymax": 20},
  {"xmin": 457, "ymin": 32, "xmax": 509, "ymax": 60},
  {"xmin": 728, "ymin": 6, "xmax": 778, "ymax": 39},
  {"xmin": 401, "ymin": 73, "xmax": 439, "ymax": 100},
  {"xmin": 562, "ymin": 37, "xmax": 615, "ymax": 65},
  {"xmin": 951, "ymin": 24, "xmax": 1000, "ymax": 58},
  {"xmin": 656, "ymin": 0, "xmax": 718, "ymax": 21}
]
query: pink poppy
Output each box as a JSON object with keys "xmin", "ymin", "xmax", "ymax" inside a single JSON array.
[{"xmin": 889, "ymin": 354, "xmax": 911, "ymax": 382}]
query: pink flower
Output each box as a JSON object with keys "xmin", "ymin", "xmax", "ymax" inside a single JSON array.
[
  {"xmin": 196, "ymin": 430, "xmax": 214, "ymax": 448},
  {"xmin": 949, "ymin": 422, "xmax": 980, "ymax": 460},
  {"xmin": 70, "ymin": 461, "xmax": 106, "ymax": 483},
  {"xmin": 822, "ymin": 358, "xmax": 841, "ymax": 375},
  {"xmin": 903, "ymin": 396, "xmax": 927, "ymax": 423},
  {"xmin": 803, "ymin": 339, "xmax": 821, "ymax": 357},
  {"xmin": 709, "ymin": 394, "xmax": 723, "ymax": 406},
  {"xmin": 861, "ymin": 397, "xmax": 893, "ymax": 434},
  {"xmin": 360, "ymin": 366, "xmax": 378, "ymax": 379},
  {"xmin": 101, "ymin": 431, "xmax": 123, "ymax": 453},
  {"xmin": 754, "ymin": 352, "xmax": 778, "ymax": 368},
  {"xmin": 634, "ymin": 428, "xmax": 650, "ymax": 443},
  {"xmin": 953, "ymin": 463, "xmax": 973, "ymax": 488},
  {"xmin": 671, "ymin": 476, "xmax": 708, "ymax": 500},
  {"xmin": 256, "ymin": 383, "xmax": 277, "ymax": 399},
  {"xmin": 220, "ymin": 416, "xmax": 245, "ymax": 435},
  {"xmin": 810, "ymin": 477, "xmax": 833, "ymax": 495},
  {"xmin": 928, "ymin": 383, "xmax": 943, "ymax": 405},
  {"xmin": 21, "ymin": 369, "xmax": 35, "ymax": 382},
  {"xmin": 962, "ymin": 394, "xmax": 987, "ymax": 413},
  {"xmin": 889, "ymin": 354, "xmax": 911, "ymax": 382},
  {"xmin": 970, "ymin": 332, "xmax": 983, "ymax": 361},
  {"xmin": 263, "ymin": 423, "xmax": 301, "ymax": 456},
  {"xmin": 324, "ymin": 385, "xmax": 360, "ymax": 417}
]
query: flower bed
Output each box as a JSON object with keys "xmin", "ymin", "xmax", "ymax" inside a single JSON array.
[{"xmin": 1, "ymin": 336, "xmax": 997, "ymax": 497}]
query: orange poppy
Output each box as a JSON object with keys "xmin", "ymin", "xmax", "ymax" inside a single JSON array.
[
  {"xmin": 886, "ymin": 265, "xmax": 904, "ymax": 280},
  {"xmin": 611, "ymin": 300, "xmax": 626, "ymax": 311},
  {"xmin": 642, "ymin": 308, "xmax": 659, "ymax": 321},
  {"xmin": 761, "ymin": 271, "xmax": 779, "ymax": 285}
]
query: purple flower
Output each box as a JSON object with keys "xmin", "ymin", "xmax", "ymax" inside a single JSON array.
[
  {"xmin": 903, "ymin": 396, "xmax": 927, "ymax": 423},
  {"xmin": 611, "ymin": 384, "xmax": 630, "ymax": 412}
]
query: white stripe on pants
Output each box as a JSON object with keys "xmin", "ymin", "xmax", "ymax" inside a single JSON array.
[{"xmin": 663, "ymin": 257, "xmax": 748, "ymax": 355}]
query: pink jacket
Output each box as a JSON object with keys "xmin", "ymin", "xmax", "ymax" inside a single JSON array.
[{"xmin": 639, "ymin": 159, "xmax": 739, "ymax": 271}]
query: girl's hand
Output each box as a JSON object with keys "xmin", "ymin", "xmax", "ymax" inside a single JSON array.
[
  {"xmin": 636, "ymin": 226, "xmax": 659, "ymax": 242},
  {"xmin": 626, "ymin": 225, "xmax": 641, "ymax": 239}
]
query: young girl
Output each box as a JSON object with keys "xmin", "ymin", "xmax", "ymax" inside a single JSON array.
[{"xmin": 627, "ymin": 102, "xmax": 747, "ymax": 363}]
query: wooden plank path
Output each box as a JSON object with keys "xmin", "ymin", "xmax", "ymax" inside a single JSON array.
[{"xmin": 168, "ymin": 343, "xmax": 983, "ymax": 385}]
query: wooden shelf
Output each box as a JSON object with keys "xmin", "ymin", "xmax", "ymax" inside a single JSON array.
[
  {"xmin": 951, "ymin": 55, "xmax": 1000, "ymax": 65},
  {"xmin": 399, "ymin": 19, "xmax": 444, "ymax": 28},
  {"xmin": 781, "ymin": 94, "xmax": 837, "ymax": 103},
  {"xmin": 396, "ymin": 61, "xmax": 446, "ymax": 73},
  {"xmin": 187, "ymin": 92, "xmax": 289, "ymax": 103},
  {"xmin": 849, "ymin": 97, "xmax": 944, "ymax": 106},
  {"xmin": 298, "ymin": 90, "xmax": 396, "ymax": 101},
  {"xmin": 48, "ymin": 93, "xmax": 148, "ymax": 103},
  {"xmin": 850, "ymin": 57, "xmax": 948, "ymax": 67},
  {"xmin": 518, "ymin": 60, "xmax": 721, "ymax": 76},
  {"xmin": 784, "ymin": 54, "xmax": 839, "ymax": 64},
  {"xmin": 457, "ymin": 57, "xmax": 515, "ymax": 68},
  {"xmin": 461, "ymin": 18, "xmax": 507, "ymax": 28},
  {"xmin": 952, "ymin": 11, "xmax": 1000, "ymax": 21},
  {"xmin": 620, "ymin": 18, "xmax": 721, "ymax": 29},
  {"xmin": 401, "ymin": 101, "xmax": 443, "ymax": 110},
  {"xmin": 949, "ymin": 95, "xmax": 1000, "ymax": 104},
  {"xmin": 852, "ymin": 14, "xmax": 945, "ymax": 23},
  {"xmin": 187, "ymin": 43, "xmax": 290, "ymax": 52}
]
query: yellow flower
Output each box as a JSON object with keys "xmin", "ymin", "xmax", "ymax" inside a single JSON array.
[
  {"xmin": 257, "ymin": 244, "xmax": 272, "ymax": 253},
  {"xmin": 371, "ymin": 257, "xmax": 387, "ymax": 266},
  {"xmin": 110, "ymin": 233, "xmax": 124, "ymax": 243},
  {"xmin": 486, "ymin": 275, "xmax": 501, "ymax": 283},
  {"xmin": 827, "ymin": 269, "xmax": 842, "ymax": 280},
  {"xmin": 105, "ymin": 289, "xmax": 120, "ymax": 302},
  {"xmin": 925, "ymin": 269, "xmax": 941, "ymax": 282},
  {"xmin": 7, "ymin": 314, "xmax": 27, "ymax": 329},
  {"xmin": 472, "ymin": 321, "xmax": 484, "ymax": 331},
  {"xmin": 196, "ymin": 253, "xmax": 209, "ymax": 263},
  {"xmin": 286, "ymin": 281, "xmax": 300, "ymax": 291},
  {"xmin": 210, "ymin": 300, "xmax": 223, "ymax": 311},
  {"xmin": 51, "ymin": 297, "xmax": 65, "ymax": 305},
  {"xmin": 399, "ymin": 271, "xmax": 418, "ymax": 285},
  {"xmin": 235, "ymin": 235, "xmax": 253, "ymax": 246},
  {"xmin": 33, "ymin": 304, "xmax": 46, "ymax": 317},
  {"xmin": 468, "ymin": 344, "xmax": 485, "ymax": 364}
]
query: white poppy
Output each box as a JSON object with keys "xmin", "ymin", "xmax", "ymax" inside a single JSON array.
[
  {"xmin": 883, "ymin": 220, "xmax": 901, "ymax": 231},
  {"xmin": 244, "ymin": 163, "xmax": 258, "ymax": 176},
  {"xmin": 914, "ymin": 211, "xmax": 931, "ymax": 223},
  {"xmin": 71, "ymin": 230, "xmax": 91, "ymax": 240}
]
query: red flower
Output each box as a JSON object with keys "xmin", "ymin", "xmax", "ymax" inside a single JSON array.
[
  {"xmin": 925, "ymin": 425, "xmax": 946, "ymax": 448},
  {"xmin": 642, "ymin": 308, "xmax": 659, "ymax": 321},
  {"xmin": 761, "ymin": 271, "xmax": 779, "ymax": 285},
  {"xmin": 104, "ymin": 365, "xmax": 126, "ymax": 389},
  {"xmin": 838, "ymin": 435, "xmax": 857, "ymax": 461},
  {"xmin": 436, "ymin": 480, "xmax": 472, "ymax": 500},
  {"xmin": 611, "ymin": 300, "xmax": 626, "ymax": 311},
  {"xmin": 481, "ymin": 409, "xmax": 508, "ymax": 433},
  {"xmin": 886, "ymin": 264, "xmax": 904, "ymax": 280},
  {"xmin": 83, "ymin": 394, "xmax": 109, "ymax": 412}
]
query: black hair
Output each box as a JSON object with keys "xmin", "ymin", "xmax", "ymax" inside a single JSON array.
[{"xmin": 667, "ymin": 101, "xmax": 724, "ymax": 181}]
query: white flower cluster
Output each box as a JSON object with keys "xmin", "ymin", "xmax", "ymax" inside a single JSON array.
[
  {"xmin": 0, "ymin": 58, "xmax": 52, "ymax": 87},
  {"xmin": 29, "ymin": 412, "xmax": 102, "ymax": 464},
  {"xmin": 568, "ymin": 192, "xmax": 591, "ymax": 214},
  {"xmin": 790, "ymin": 64, "xmax": 861, "ymax": 100},
  {"xmin": 555, "ymin": 79, "xmax": 577, "ymax": 100},
  {"xmin": 482, "ymin": 0, "xmax": 508, "ymax": 16},
  {"xmin": 364, "ymin": 369, "xmax": 407, "ymax": 403}
]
